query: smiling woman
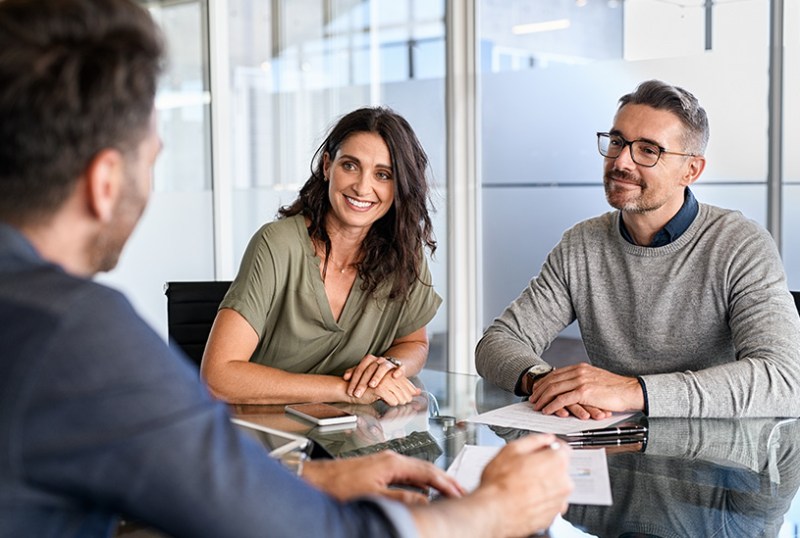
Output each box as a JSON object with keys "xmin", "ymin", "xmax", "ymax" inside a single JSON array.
[
  {"xmin": 321, "ymin": 130, "xmax": 396, "ymax": 277},
  {"xmin": 200, "ymin": 107, "xmax": 441, "ymax": 408}
]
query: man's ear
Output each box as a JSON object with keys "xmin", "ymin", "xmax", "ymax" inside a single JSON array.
[
  {"xmin": 682, "ymin": 155, "xmax": 706, "ymax": 187},
  {"xmin": 84, "ymin": 149, "xmax": 124, "ymax": 223}
]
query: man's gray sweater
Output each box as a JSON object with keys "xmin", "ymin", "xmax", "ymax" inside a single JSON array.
[{"xmin": 476, "ymin": 204, "xmax": 800, "ymax": 417}]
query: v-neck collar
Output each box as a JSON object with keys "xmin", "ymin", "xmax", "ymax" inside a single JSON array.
[{"xmin": 295, "ymin": 215, "xmax": 364, "ymax": 331}]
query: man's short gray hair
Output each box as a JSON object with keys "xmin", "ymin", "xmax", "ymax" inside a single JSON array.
[{"xmin": 618, "ymin": 79, "xmax": 709, "ymax": 155}]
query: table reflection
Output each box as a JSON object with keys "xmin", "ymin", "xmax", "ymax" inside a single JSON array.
[
  {"xmin": 562, "ymin": 418, "xmax": 800, "ymax": 538},
  {"xmin": 230, "ymin": 370, "xmax": 800, "ymax": 537}
]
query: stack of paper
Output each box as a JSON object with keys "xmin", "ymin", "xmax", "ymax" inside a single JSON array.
[
  {"xmin": 467, "ymin": 401, "xmax": 633, "ymax": 434},
  {"xmin": 447, "ymin": 444, "xmax": 612, "ymax": 506}
]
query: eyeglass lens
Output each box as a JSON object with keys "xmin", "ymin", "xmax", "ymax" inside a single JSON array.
[{"xmin": 598, "ymin": 134, "xmax": 661, "ymax": 167}]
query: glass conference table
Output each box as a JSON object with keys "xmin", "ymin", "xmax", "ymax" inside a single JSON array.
[{"xmin": 231, "ymin": 369, "xmax": 800, "ymax": 538}]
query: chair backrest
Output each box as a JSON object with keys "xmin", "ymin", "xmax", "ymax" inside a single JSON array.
[
  {"xmin": 792, "ymin": 291, "xmax": 800, "ymax": 315},
  {"xmin": 164, "ymin": 281, "xmax": 232, "ymax": 368}
]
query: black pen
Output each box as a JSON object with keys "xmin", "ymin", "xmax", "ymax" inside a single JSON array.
[
  {"xmin": 563, "ymin": 425, "xmax": 647, "ymax": 438},
  {"xmin": 567, "ymin": 436, "xmax": 644, "ymax": 447}
]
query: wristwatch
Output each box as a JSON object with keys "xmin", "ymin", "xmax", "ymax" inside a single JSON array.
[{"xmin": 524, "ymin": 364, "xmax": 553, "ymax": 394}]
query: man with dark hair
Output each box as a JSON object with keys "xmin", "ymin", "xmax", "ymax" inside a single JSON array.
[
  {"xmin": 0, "ymin": 1, "xmax": 572, "ymax": 537},
  {"xmin": 477, "ymin": 79, "xmax": 800, "ymax": 420}
]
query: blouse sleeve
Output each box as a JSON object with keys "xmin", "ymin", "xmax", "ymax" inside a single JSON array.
[
  {"xmin": 219, "ymin": 224, "xmax": 278, "ymax": 340},
  {"xmin": 395, "ymin": 254, "xmax": 442, "ymax": 338}
]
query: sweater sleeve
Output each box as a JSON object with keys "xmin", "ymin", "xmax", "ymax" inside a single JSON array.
[
  {"xmin": 475, "ymin": 235, "xmax": 577, "ymax": 393},
  {"xmin": 641, "ymin": 223, "xmax": 800, "ymax": 418}
]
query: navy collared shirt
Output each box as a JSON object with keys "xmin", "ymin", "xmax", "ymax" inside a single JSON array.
[{"xmin": 619, "ymin": 188, "xmax": 699, "ymax": 247}]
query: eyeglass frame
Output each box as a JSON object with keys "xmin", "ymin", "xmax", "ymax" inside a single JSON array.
[{"xmin": 596, "ymin": 131, "xmax": 699, "ymax": 168}]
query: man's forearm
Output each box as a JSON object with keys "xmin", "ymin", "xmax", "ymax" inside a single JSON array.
[{"xmin": 475, "ymin": 328, "xmax": 542, "ymax": 393}]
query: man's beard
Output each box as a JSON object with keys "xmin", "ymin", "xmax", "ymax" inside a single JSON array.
[
  {"xmin": 603, "ymin": 169, "xmax": 656, "ymax": 214},
  {"xmin": 87, "ymin": 175, "xmax": 147, "ymax": 274}
]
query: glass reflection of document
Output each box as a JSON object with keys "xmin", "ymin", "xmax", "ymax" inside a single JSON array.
[{"xmin": 447, "ymin": 445, "xmax": 612, "ymax": 506}]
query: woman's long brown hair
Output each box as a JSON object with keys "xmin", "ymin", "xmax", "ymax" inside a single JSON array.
[{"xmin": 279, "ymin": 106, "xmax": 436, "ymax": 299}]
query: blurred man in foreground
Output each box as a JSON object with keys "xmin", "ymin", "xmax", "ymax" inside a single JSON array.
[{"xmin": 0, "ymin": 1, "xmax": 572, "ymax": 537}]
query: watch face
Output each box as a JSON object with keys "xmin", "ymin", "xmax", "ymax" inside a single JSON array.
[{"xmin": 528, "ymin": 365, "xmax": 552, "ymax": 377}]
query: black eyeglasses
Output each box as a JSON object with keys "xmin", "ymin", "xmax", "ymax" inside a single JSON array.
[{"xmin": 597, "ymin": 132, "xmax": 698, "ymax": 168}]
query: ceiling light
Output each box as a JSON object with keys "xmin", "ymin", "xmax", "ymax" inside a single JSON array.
[{"xmin": 511, "ymin": 18, "xmax": 571, "ymax": 35}]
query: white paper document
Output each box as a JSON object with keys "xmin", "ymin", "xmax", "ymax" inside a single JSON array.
[
  {"xmin": 467, "ymin": 401, "xmax": 634, "ymax": 434},
  {"xmin": 447, "ymin": 444, "xmax": 612, "ymax": 506}
]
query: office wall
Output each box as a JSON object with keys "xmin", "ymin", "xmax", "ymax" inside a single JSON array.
[
  {"xmin": 97, "ymin": 2, "xmax": 213, "ymax": 340},
  {"xmin": 96, "ymin": 192, "xmax": 215, "ymax": 340},
  {"xmin": 479, "ymin": 0, "xmax": 795, "ymax": 337},
  {"xmin": 102, "ymin": 0, "xmax": 450, "ymax": 344},
  {"xmin": 784, "ymin": 0, "xmax": 800, "ymax": 291},
  {"xmin": 222, "ymin": 0, "xmax": 449, "ymax": 340},
  {"xmin": 228, "ymin": 79, "xmax": 449, "ymax": 336},
  {"xmin": 108, "ymin": 0, "xmax": 799, "ymax": 347}
]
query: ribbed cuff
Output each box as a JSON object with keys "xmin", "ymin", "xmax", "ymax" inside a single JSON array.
[
  {"xmin": 636, "ymin": 376, "xmax": 649, "ymax": 416},
  {"xmin": 514, "ymin": 368, "xmax": 529, "ymax": 396}
]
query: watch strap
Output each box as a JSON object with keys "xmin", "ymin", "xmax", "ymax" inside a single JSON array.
[{"xmin": 524, "ymin": 366, "xmax": 553, "ymax": 394}]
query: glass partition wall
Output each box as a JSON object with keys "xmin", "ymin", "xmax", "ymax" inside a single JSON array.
[
  {"xmin": 108, "ymin": 0, "xmax": 795, "ymax": 374},
  {"xmin": 98, "ymin": 0, "xmax": 216, "ymax": 335},
  {"xmin": 222, "ymin": 0, "xmax": 450, "ymax": 368},
  {"xmin": 784, "ymin": 0, "xmax": 799, "ymax": 290},
  {"xmin": 477, "ymin": 0, "xmax": 791, "ymax": 335}
]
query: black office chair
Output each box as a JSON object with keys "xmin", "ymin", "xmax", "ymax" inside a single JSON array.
[
  {"xmin": 164, "ymin": 281, "xmax": 232, "ymax": 368},
  {"xmin": 792, "ymin": 291, "xmax": 800, "ymax": 315}
]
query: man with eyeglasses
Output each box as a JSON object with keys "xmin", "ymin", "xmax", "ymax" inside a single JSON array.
[{"xmin": 476, "ymin": 80, "xmax": 800, "ymax": 420}]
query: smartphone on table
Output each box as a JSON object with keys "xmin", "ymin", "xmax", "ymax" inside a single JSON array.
[{"xmin": 285, "ymin": 402, "xmax": 358, "ymax": 426}]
